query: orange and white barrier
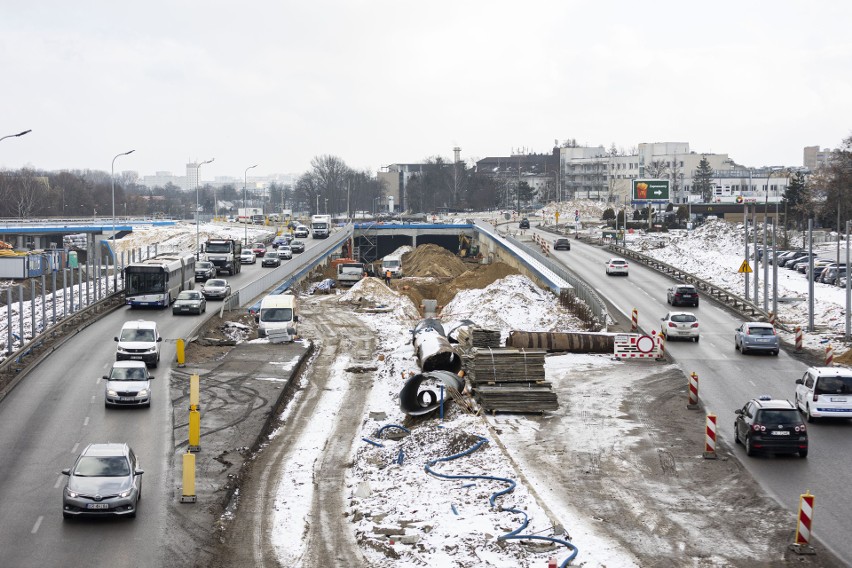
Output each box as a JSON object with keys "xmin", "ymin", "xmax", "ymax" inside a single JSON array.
[
  {"xmin": 630, "ymin": 308, "xmax": 638, "ymax": 332},
  {"xmin": 687, "ymin": 372, "xmax": 699, "ymax": 409},
  {"xmin": 790, "ymin": 491, "xmax": 816, "ymax": 555},
  {"xmin": 825, "ymin": 344, "xmax": 834, "ymax": 366},
  {"xmin": 795, "ymin": 326, "xmax": 803, "ymax": 352},
  {"xmin": 769, "ymin": 312, "xmax": 776, "ymax": 326},
  {"xmin": 703, "ymin": 414, "xmax": 717, "ymax": 459}
]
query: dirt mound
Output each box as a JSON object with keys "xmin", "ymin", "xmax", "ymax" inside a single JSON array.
[
  {"xmin": 835, "ymin": 347, "xmax": 852, "ymax": 366},
  {"xmin": 403, "ymin": 243, "xmax": 468, "ymax": 278}
]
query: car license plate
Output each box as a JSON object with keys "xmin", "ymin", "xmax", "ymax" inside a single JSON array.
[
  {"xmin": 181, "ymin": 307, "xmax": 189, "ymax": 311},
  {"xmin": 130, "ymin": 355, "xmax": 143, "ymax": 360},
  {"xmin": 120, "ymin": 397, "xmax": 137, "ymax": 401},
  {"xmin": 756, "ymin": 339, "xmax": 769, "ymax": 343},
  {"xmin": 87, "ymin": 503, "xmax": 109, "ymax": 509},
  {"xmin": 682, "ymin": 294, "xmax": 692, "ymax": 298},
  {"xmin": 830, "ymin": 397, "xmax": 847, "ymax": 402},
  {"xmin": 771, "ymin": 431, "xmax": 790, "ymax": 436}
]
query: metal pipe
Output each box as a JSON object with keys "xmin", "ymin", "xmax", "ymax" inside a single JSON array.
[
  {"xmin": 40, "ymin": 274, "xmax": 46, "ymax": 333},
  {"xmin": 846, "ymin": 220, "xmax": 851, "ymax": 340},
  {"xmin": 6, "ymin": 288, "xmax": 12, "ymax": 355},
  {"xmin": 52, "ymin": 268, "xmax": 57, "ymax": 325},
  {"xmin": 30, "ymin": 280, "xmax": 36, "ymax": 337},
  {"xmin": 18, "ymin": 285, "xmax": 24, "ymax": 348},
  {"xmin": 753, "ymin": 206, "xmax": 758, "ymax": 303},
  {"xmin": 744, "ymin": 203, "xmax": 749, "ymax": 300},
  {"xmin": 808, "ymin": 219, "xmax": 814, "ymax": 332}
]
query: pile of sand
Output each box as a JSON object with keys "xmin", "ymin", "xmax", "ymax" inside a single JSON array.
[{"xmin": 403, "ymin": 244, "xmax": 468, "ymax": 278}]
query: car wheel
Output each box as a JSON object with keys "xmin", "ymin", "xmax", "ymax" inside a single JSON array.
[
  {"xmin": 806, "ymin": 405, "xmax": 816, "ymax": 423},
  {"xmin": 745, "ymin": 436, "xmax": 755, "ymax": 456},
  {"xmin": 741, "ymin": 345, "xmax": 748, "ymax": 354},
  {"xmin": 63, "ymin": 512, "xmax": 72, "ymax": 519},
  {"xmin": 734, "ymin": 425, "xmax": 741, "ymax": 444},
  {"xmin": 799, "ymin": 450, "xmax": 808, "ymax": 458},
  {"xmin": 694, "ymin": 301, "xmax": 699, "ymax": 307},
  {"xmin": 773, "ymin": 350, "xmax": 779, "ymax": 356},
  {"xmin": 693, "ymin": 336, "xmax": 699, "ymax": 343}
]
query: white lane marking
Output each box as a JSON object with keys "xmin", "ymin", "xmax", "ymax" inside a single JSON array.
[
  {"xmin": 31, "ymin": 516, "xmax": 43, "ymax": 534},
  {"xmin": 71, "ymin": 442, "xmax": 79, "ymax": 454},
  {"xmin": 749, "ymin": 380, "xmax": 756, "ymax": 387},
  {"xmin": 90, "ymin": 395, "xmax": 96, "ymax": 404},
  {"xmin": 83, "ymin": 417, "xmax": 90, "ymax": 427},
  {"xmin": 54, "ymin": 475, "xmax": 64, "ymax": 489}
]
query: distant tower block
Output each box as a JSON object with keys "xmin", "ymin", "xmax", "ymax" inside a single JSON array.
[{"xmin": 454, "ymin": 146, "xmax": 461, "ymax": 163}]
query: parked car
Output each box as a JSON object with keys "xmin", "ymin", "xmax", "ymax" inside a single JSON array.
[
  {"xmin": 251, "ymin": 242, "xmax": 266, "ymax": 257},
  {"xmin": 290, "ymin": 240, "xmax": 305, "ymax": 254},
  {"xmin": 172, "ymin": 290, "xmax": 206, "ymax": 315},
  {"xmin": 114, "ymin": 320, "xmax": 161, "ymax": 368},
  {"xmin": 734, "ymin": 321, "xmax": 779, "ymax": 355},
  {"xmin": 194, "ymin": 260, "xmax": 217, "ymax": 281},
  {"xmin": 261, "ymin": 250, "xmax": 281, "ymax": 268},
  {"xmin": 660, "ymin": 311, "xmax": 700, "ymax": 342},
  {"xmin": 789, "ymin": 253, "xmax": 817, "ymax": 271},
  {"xmin": 519, "ymin": 218, "xmax": 530, "ymax": 229},
  {"xmin": 553, "ymin": 238, "xmax": 571, "ymax": 251},
  {"xmin": 103, "ymin": 361, "xmax": 154, "ymax": 408},
  {"xmin": 605, "ymin": 258, "xmax": 628, "ymax": 276},
  {"xmin": 62, "ymin": 443, "xmax": 144, "ymax": 518},
  {"xmin": 277, "ymin": 245, "xmax": 293, "ymax": 259},
  {"xmin": 240, "ymin": 250, "xmax": 256, "ymax": 264},
  {"xmin": 817, "ymin": 265, "xmax": 846, "ymax": 285},
  {"xmin": 734, "ymin": 396, "xmax": 808, "ymax": 458},
  {"xmin": 667, "ymin": 284, "xmax": 699, "ymax": 307},
  {"xmin": 795, "ymin": 366, "xmax": 852, "ymax": 422},
  {"xmin": 201, "ymin": 278, "xmax": 231, "ymax": 300},
  {"xmin": 777, "ymin": 250, "xmax": 807, "ymax": 267}
]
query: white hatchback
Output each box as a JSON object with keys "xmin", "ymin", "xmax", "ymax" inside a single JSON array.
[
  {"xmin": 605, "ymin": 257, "xmax": 629, "ymax": 276},
  {"xmin": 660, "ymin": 311, "xmax": 700, "ymax": 342}
]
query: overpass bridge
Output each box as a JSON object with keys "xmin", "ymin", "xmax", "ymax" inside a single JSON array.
[{"xmin": 0, "ymin": 218, "xmax": 176, "ymax": 250}]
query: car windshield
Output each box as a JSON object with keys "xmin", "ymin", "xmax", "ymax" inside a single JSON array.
[
  {"xmin": 265, "ymin": 252, "xmax": 278, "ymax": 259},
  {"xmin": 119, "ymin": 328, "xmax": 155, "ymax": 342},
  {"xmin": 260, "ymin": 307, "xmax": 293, "ymax": 322},
  {"xmin": 178, "ymin": 291, "xmax": 201, "ymax": 300},
  {"xmin": 676, "ymin": 287, "xmax": 695, "ymax": 294},
  {"xmin": 252, "ymin": 243, "xmax": 264, "ymax": 248},
  {"xmin": 109, "ymin": 367, "xmax": 147, "ymax": 381},
  {"xmin": 206, "ymin": 243, "xmax": 232, "ymax": 253},
  {"xmin": 241, "ymin": 251, "xmax": 252, "ymax": 256},
  {"xmin": 670, "ymin": 314, "xmax": 697, "ymax": 323},
  {"xmin": 207, "ymin": 279, "xmax": 226, "ymax": 287},
  {"xmin": 756, "ymin": 410, "xmax": 800, "ymax": 425},
  {"xmin": 197, "ymin": 262, "xmax": 213, "ymax": 269},
  {"xmin": 747, "ymin": 326, "xmax": 774, "ymax": 336},
  {"xmin": 611, "ymin": 260, "xmax": 626, "ymax": 265},
  {"xmin": 815, "ymin": 376, "xmax": 852, "ymax": 395},
  {"xmin": 74, "ymin": 456, "xmax": 131, "ymax": 477}
]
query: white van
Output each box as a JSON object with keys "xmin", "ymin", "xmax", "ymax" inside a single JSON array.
[
  {"xmin": 257, "ymin": 294, "xmax": 298, "ymax": 340},
  {"xmin": 114, "ymin": 320, "xmax": 162, "ymax": 368},
  {"xmin": 795, "ymin": 366, "xmax": 852, "ymax": 422}
]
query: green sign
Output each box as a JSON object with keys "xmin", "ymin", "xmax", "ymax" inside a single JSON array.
[{"xmin": 632, "ymin": 179, "xmax": 670, "ymax": 202}]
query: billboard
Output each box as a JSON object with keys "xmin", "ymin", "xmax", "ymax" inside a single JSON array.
[{"xmin": 632, "ymin": 179, "xmax": 670, "ymax": 202}]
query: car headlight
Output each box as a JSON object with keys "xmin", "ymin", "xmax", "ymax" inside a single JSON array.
[
  {"xmin": 138, "ymin": 389, "xmax": 149, "ymax": 397},
  {"xmin": 119, "ymin": 489, "xmax": 132, "ymax": 498},
  {"xmin": 117, "ymin": 346, "xmax": 128, "ymax": 354},
  {"xmin": 65, "ymin": 488, "xmax": 79, "ymax": 498},
  {"xmin": 107, "ymin": 389, "xmax": 118, "ymax": 397}
]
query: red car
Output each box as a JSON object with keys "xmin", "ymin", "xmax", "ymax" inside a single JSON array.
[{"xmin": 251, "ymin": 242, "xmax": 266, "ymax": 257}]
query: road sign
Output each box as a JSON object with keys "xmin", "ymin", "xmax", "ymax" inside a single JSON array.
[
  {"xmin": 738, "ymin": 260, "xmax": 753, "ymax": 273},
  {"xmin": 632, "ymin": 179, "xmax": 670, "ymax": 202}
]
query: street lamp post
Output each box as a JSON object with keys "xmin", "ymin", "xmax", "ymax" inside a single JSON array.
[
  {"xmin": 0, "ymin": 129, "xmax": 31, "ymax": 143},
  {"xmin": 195, "ymin": 158, "xmax": 214, "ymax": 259},
  {"xmin": 244, "ymin": 164, "xmax": 258, "ymax": 245},
  {"xmin": 111, "ymin": 150, "xmax": 135, "ymax": 291}
]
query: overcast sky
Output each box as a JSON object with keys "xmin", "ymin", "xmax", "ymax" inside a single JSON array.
[{"xmin": 1, "ymin": 1, "xmax": 850, "ymax": 180}]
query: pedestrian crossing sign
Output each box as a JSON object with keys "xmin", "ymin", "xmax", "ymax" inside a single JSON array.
[{"xmin": 738, "ymin": 260, "xmax": 753, "ymax": 273}]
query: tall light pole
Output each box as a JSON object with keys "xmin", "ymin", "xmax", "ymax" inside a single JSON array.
[
  {"xmin": 0, "ymin": 129, "xmax": 31, "ymax": 143},
  {"xmin": 111, "ymin": 150, "xmax": 135, "ymax": 290},
  {"xmin": 195, "ymin": 158, "xmax": 214, "ymax": 259},
  {"xmin": 244, "ymin": 164, "xmax": 257, "ymax": 245}
]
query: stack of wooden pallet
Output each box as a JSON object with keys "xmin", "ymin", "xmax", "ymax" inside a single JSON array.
[
  {"xmin": 456, "ymin": 327, "xmax": 501, "ymax": 350},
  {"xmin": 462, "ymin": 347, "xmax": 558, "ymax": 413}
]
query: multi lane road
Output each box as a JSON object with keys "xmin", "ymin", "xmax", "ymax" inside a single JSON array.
[
  {"xmin": 0, "ymin": 235, "xmax": 329, "ymax": 567},
  {"xmin": 547, "ymin": 229, "xmax": 851, "ymax": 563}
]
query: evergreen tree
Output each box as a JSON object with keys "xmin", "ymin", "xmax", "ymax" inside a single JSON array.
[
  {"xmin": 602, "ymin": 207, "xmax": 615, "ymax": 221},
  {"xmin": 693, "ymin": 156, "xmax": 714, "ymax": 202}
]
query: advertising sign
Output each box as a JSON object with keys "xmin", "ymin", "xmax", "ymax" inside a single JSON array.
[{"xmin": 632, "ymin": 179, "xmax": 670, "ymax": 203}]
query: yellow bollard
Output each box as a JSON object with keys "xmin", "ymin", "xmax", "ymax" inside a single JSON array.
[
  {"xmin": 180, "ymin": 452, "xmax": 197, "ymax": 503},
  {"xmin": 190, "ymin": 373, "xmax": 200, "ymax": 410},
  {"xmin": 176, "ymin": 338, "xmax": 185, "ymax": 367},
  {"xmin": 188, "ymin": 409, "xmax": 200, "ymax": 452}
]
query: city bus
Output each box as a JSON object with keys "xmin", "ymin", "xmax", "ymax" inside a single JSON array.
[{"xmin": 124, "ymin": 253, "xmax": 196, "ymax": 308}]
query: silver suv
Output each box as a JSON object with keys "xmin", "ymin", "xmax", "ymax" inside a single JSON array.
[{"xmin": 62, "ymin": 443, "xmax": 144, "ymax": 518}]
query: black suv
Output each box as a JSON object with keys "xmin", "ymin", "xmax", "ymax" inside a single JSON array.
[
  {"xmin": 667, "ymin": 284, "xmax": 699, "ymax": 307},
  {"xmin": 553, "ymin": 238, "xmax": 571, "ymax": 251},
  {"xmin": 734, "ymin": 396, "xmax": 808, "ymax": 458},
  {"xmin": 519, "ymin": 218, "xmax": 530, "ymax": 229}
]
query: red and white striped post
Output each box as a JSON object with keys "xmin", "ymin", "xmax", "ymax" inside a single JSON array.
[
  {"xmin": 789, "ymin": 490, "xmax": 817, "ymax": 555},
  {"xmin": 657, "ymin": 330, "xmax": 666, "ymax": 359},
  {"xmin": 795, "ymin": 326, "xmax": 803, "ymax": 352},
  {"xmin": 547, "ymin": 557, "xmax": 557, "ymax": 568},
  {"xmin": 825, "ymin": 344, "xmax": 834, "ymax": 366},
  {"xmin": 687, "ymin": 372, "xmax": 699, "ymax": 409},
  {"xmin": 769, "ymin": 312, "xmax": 776, "ymax": 326},
  {"xmin": 703, "ymin": 414, "xmax": 717, "ymax": 459},
  {"xmin": 631, "ymin": 308, "xmax": 638, "ymax": 332}
]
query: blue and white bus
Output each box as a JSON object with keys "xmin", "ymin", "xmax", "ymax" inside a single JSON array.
[{"xmin": 125, "ymin": 253, "xmax": 196, "ymax": 308}]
